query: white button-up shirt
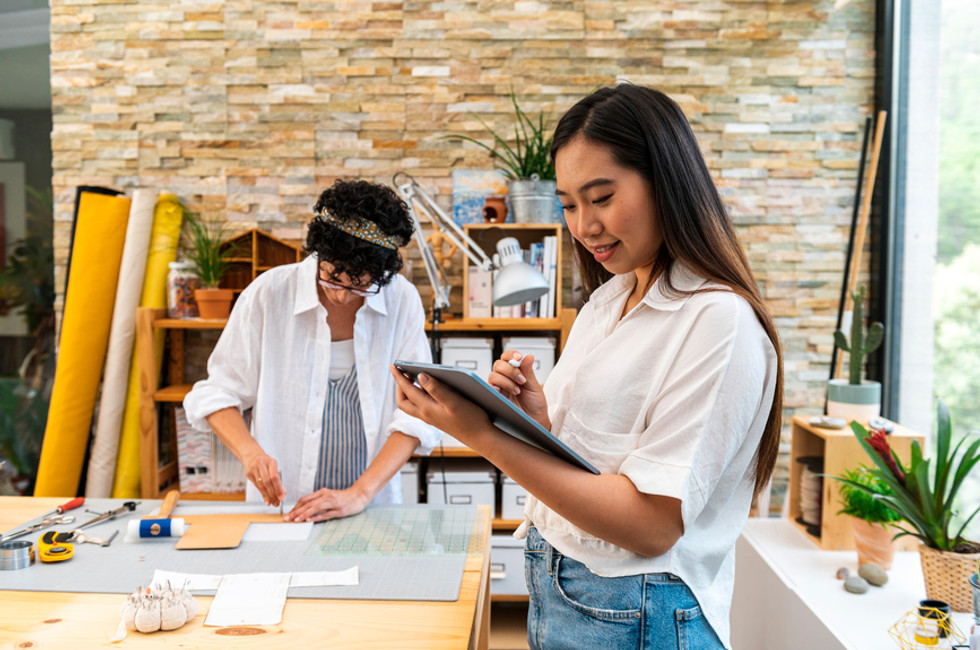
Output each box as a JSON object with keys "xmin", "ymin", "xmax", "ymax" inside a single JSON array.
[
  {"xmin": 517, "ymin": 263, "xmax": 778, "ymax": 648},
  {"xmin": 183, "ymin": 255, "xmax": 441, "ymax": 505}
]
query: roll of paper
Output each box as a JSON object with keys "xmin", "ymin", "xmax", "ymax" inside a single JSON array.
[{"xmin": 85, "ymin": 188, "xmax": 157, "ymax": 498}]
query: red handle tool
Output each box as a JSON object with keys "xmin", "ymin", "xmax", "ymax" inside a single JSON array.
[{"xmin": 40, "ymin": 497, "xmax": 85, "ymax": 519}]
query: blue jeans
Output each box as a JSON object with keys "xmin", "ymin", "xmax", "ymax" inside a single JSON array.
[{"xmin": 524, "ymin": 527, "xmax": 724, "ymax": 649}]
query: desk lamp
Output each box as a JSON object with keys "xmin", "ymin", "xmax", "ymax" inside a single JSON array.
[{"xmin": 393, "ymin": 172, "xmax": 550, "ymax": 360}]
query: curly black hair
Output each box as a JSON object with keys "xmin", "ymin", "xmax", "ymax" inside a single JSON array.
[{"xmin": 306, "ymin": 179, "xmax": 414, "ymax": 288}]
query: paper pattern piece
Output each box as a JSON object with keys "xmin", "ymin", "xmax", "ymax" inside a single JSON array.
[
  {"xmin": 204, "ymin": 573, "xmax": 291, "ymax": 626},
  {"xmin": 151, "ymin": 567, "xmax": 360, "ymax": 593},
  {"xmin": 242, "ymin": 522, "xmax": 313, "ymax": 542}
]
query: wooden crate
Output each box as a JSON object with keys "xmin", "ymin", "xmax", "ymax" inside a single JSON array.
[{"xmin": 787, "ymin": 415, "xmax": 923, "ymax": 551}]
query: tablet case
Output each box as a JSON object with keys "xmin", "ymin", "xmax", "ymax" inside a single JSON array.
[{"xmin": 393, "ymin": 360, "xmax": 599, "ymax": 474}]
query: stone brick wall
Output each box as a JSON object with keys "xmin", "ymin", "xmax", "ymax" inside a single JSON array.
[{"xmin": 49, "ymin": 0, "xmax": 877, "ymax": 509}]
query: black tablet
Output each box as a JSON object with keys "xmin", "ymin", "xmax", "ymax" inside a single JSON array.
[{"xmin": 393, "ymin": 360, "xmax": 600, "ymax": 474}]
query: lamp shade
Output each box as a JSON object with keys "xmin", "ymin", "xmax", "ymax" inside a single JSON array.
[{"xmin": 491, "ymin": 237, "xmax": 550, "ymax": 307}]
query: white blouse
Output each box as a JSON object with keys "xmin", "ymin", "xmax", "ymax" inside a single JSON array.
[
  {"xmin": 517, "ymin": 263, "xmax": 778, "ymax": 648},
  {"xmin": 183, "ymin": 255, "xmax": 442, "ymax": 505}
]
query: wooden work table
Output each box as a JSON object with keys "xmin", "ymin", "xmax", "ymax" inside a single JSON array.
[{"xmin": 0, "ymin": 497, "xmax": 492, "ymax": 649}]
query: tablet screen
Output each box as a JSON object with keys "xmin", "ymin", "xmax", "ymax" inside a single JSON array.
[{"xmin": 394, "ymin": 360, "xmax": 599, "ymax": 474}]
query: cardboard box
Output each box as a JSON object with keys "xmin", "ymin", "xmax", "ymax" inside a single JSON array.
[
  {"xmin": 400, "ymin": 460, "xmax": 419, "ymax": 505},
  {"xmin": 440, "ymin": 337, "xmax": 494, "ymax": 379},
  {"xmin": 426, "ymin": 460, "xmax": 496, "ymax": 507},
  {"xmin": 500, "ymin": 474, "xmax": 527, "ymax": 520},
  {"xmin": 491, "ymin": 533, "xmax": 528, "ymax": 596},
  {"xmin": 502, "ymin": 336, "xmax": 556, "ymax": 383}
]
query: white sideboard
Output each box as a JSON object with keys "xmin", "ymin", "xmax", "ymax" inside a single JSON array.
[{"xmin": 732, "ymin": 518, "xmax": 976, "ymax": 649}]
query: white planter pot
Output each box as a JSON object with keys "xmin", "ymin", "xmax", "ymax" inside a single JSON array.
[
  {"xmin": 826, "ymin": 378, "xmax": 881, "ymax": 422},
  {"xmin": 507, "ymin": 177, "xmax": 560, "ymax": 223}
]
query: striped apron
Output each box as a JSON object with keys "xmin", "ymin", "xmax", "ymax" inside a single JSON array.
[{"xmin": 314, "ymin": 365, "xmax": 367, "ymax": 490}]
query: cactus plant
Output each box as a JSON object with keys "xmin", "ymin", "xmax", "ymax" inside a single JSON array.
[{"xmin": 833, "ymin": 285, "xmax": 884, "ymax": 385}]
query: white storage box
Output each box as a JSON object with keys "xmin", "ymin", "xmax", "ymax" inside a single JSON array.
[
  {"xmin": 426, "ymin": 460, "xmax": 496, "ymax": 507},
  {"xmin": 502, "ymin": 336, "xmax": 556, "ymax": 383},
  {"xmin": 500, "ymin": 475, "xmax": 527, "ymax": 520},
  {"xmin": 400, "ymin": 460, "xmax": 419, "ymax": 504},
  {"xmin": 491, "ymin": 533, "xmax": 528, "ymax": 596},
  {"xmin": 440, "ymin": 337, "xmax": 494, "ymax": 380}
]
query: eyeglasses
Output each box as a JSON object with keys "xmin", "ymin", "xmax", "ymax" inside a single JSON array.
[{"xmin": 316, "ymin": 271, "xmax": 380, "ymax": 297}]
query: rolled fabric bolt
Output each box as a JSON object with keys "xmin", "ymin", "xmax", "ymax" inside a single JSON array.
[{"xmin": 128, "ymin": 517, "xmax": 186, "ymax": 539}]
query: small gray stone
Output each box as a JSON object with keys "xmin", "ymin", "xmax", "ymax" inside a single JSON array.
[
  {"xmin": 844, "ymin": 575, "xmax": 869, "ymax": 594},
  {"xmin": 835, "ymin": 567, "xmax": 849, "ymax": 580},
  {"xmin": 858, "ymin": 563, "xmax": 888, "ymax": 586}
]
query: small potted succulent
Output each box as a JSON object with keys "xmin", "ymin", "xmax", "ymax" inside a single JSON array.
[
  {"xmin": 836, "ymin": 466, "xmax": 902, "ymax": 569},
  {"xmin": 447, "ymin": 89, "xmax": 559, "ymax": 224},
  {"xmin": 841, "ymin": 399, "xmax": 980, "ymax": 612},
  {"xmin": 828, "ymin": 285, "xmax": 884, "ymax": 421},
  {"xmin": 181, "ymin": 211, "xmax": 234, "ymax": 319}
]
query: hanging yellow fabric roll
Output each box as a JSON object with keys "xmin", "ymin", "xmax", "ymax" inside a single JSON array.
[
  {"xmin": 34, "ymin": 191, "xmax": 131, "ymax": 497},
  {"xmin": 111, "ymin": 194, "xmax": 183, "ymax": 498}
]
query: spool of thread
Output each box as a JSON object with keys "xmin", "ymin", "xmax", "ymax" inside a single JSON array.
[{"xmin": 127, "ymin": 517, "xmax": 186, "ymax": 539}]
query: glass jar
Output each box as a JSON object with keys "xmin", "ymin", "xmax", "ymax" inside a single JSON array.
[{"xmin": 167, "ymin": 261, "xmax": 200, "ymax": 318}]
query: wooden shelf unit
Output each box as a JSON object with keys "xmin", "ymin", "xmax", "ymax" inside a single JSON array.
[
  {"xmin": 136, "ymin": 306, "xmax": 239, "ymax": 500},
  {"xmin": 787, "ymin": 414, "xmax": 923, "ymax": 551}
]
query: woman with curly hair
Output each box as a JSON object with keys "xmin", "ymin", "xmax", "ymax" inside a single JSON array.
[{"xmin": 185, "ymin": 179, "xmax": 441, "ymax": 521}]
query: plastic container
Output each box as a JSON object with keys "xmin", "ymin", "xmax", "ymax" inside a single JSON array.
[{"xmin": 167, "ymin": 261, "xmax": 199, "ymax": 318}]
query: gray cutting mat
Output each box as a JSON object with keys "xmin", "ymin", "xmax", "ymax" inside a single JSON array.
[{"xmin": 0, "ymin": 499, "xmax": 474, "ymax": 601}]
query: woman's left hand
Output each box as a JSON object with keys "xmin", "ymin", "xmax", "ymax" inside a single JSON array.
[
  {"xmin": 284, "ymin": 485, "xmax": 371, "ymax": 522},
  {"xmin": 390, "ymin": 365, "xmax": 493, "ymax": 446}
]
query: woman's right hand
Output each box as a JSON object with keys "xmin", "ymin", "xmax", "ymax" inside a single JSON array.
[
  {"xmin": 243, "ymin": 452, "xmax": 285, "ymax": 507},
  {"xmin": 489, "ymin": 351, "xmax": 551, "ymax": 431}
]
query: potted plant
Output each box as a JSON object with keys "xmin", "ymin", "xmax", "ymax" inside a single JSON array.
[
  {"xmin": 447, "ymin": 90, "xmax": 559, "ymax": 224},
  {"xmin": 835, "ymin": 466, "xmax": 902, "ymax": 569},
  {"xmin": 841, "ymin": 399, "xmax": 980, "ymax": 611},
  {"xmin": 181, "ymin": 210, "xmax": 235, "ymax": 319},
  {"xmin": 828, "ymin": 285, "xmax": 884, "ymax": 421}
]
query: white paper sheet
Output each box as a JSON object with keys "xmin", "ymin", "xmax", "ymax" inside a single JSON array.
[
  {"xmin": 241, "ymin": 522, "xmax": 313, "ymax": 542},
  {"xmin": 204, "ymin": 573, "xmax": 291, "ymax": 626}
]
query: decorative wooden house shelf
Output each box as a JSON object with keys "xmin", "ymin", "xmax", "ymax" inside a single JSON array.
[{"xmin": 219, "ymin": 229, "xmax": 303, "ymax": 293}]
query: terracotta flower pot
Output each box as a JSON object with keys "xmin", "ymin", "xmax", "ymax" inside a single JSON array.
[
  {"xmin": 918, "ymin": 543, "xmax": 980, "ymax": 613},
  {"xmin": 849, "ymin": 516, "xmax": 897, "ymax": 570},
  {"xmin": 194, "ymin": 288, "xmax": 234, "ymax": 320}
]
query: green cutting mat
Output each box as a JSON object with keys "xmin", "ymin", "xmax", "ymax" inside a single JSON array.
[{"xmin": 307, "ymin": 506, "xmax": 475, "ymax": 556}]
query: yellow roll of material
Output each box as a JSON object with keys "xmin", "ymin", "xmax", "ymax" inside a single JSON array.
[
  {"xmin": 111, "ymin": 194, "xmax": 183, "ymax": 498},
  {"xmin": 34, "ymin": 191, "xmax": 131, "ymax": 497}
]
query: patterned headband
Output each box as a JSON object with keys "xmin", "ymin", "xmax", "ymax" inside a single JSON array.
[{"xmin": 316, "ymin": 209, "xmax": 403, "ymax": 250}]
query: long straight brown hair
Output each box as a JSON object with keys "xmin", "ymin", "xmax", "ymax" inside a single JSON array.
[{"xmin": 551, "ymin": 85, "xmax": 784, "ymax": 498}]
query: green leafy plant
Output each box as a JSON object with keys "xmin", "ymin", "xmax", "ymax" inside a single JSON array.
[
  {"xmin": 834, "ymin": 285, "xmax": 884, "ymax": 385},
  {"xmin": 446, "ymin": 89, "xmax": 555, "ymax": 181},
  {"xmin": 181, "ymin": 210, "xmax": 232, "ymax": 289},
  {"xmin": 840, "ymin": 399, "xmax": 980, "ymax": 552},
  {"xmin": 836, "ymin": 466, "xmax": 901, "ymax": 524}
]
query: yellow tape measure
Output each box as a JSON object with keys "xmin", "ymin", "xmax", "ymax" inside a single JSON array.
[{"xmin": 39, "ymin": 531, "xmax": 73, "ymax": 562}]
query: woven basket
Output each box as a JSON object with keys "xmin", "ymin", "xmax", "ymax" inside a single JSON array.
[{"xmin": 918, "ymin": 544, "xmax": 980, "ymax": 612}]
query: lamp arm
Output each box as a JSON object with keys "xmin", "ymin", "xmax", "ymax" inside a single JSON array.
[
  {"xmin": 403, "ymin": 194, "xmax": 452, "ymax": 311},
  {"xmin": 394, "ymin": 173, "xmax": 495, "ymax": 272}
]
